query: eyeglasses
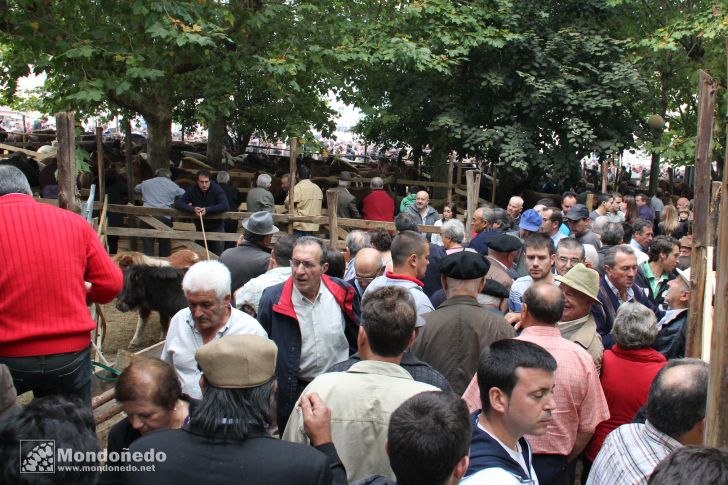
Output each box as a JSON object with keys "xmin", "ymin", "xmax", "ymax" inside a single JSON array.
[
  {"xmin": 291, "ymin": 259, "xmax": 320, "ymax": 270},
  {"xmin": 356, "ymin": 267, "xmax": 384, "ymax": 283},
  {"xmin": 557, "ymin": 256, "xmax": 583, "ymax": 265}
]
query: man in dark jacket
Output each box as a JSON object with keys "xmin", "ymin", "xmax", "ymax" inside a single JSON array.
[
  {"xmin": 126, "ymin": 335, "xmax": 345, "ymax": 485},
  {"xmin": 333, "ymin": 171, "xmax": 361, "ymax": 219},
  {"xmin": 593, "ymin": 245, "xmax": 663, "ymax": 348},
  {"xmin": 174, "ymin": 170, "xmax": 229, "ymax": 255},
  {"xmin": 220, "ymin": 211, "xmax": 276, "ymax": 294},
  {"xmin": 462, "ymin": 339, "xmax": 556, "ymax": 483},
  {"xmin": 653, "ymin": 267, "xmax": 690, "ymax": 359},
  {"xmin": 257, "ymin": 237, "xmax": 359, "ymax": 432},
  {"xmin": 412, "ymin": 251, "xmax": 515, "ymax": 394}
]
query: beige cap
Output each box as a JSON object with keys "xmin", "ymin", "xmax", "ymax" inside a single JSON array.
[
  {"xmin": 195, "ymin": 335, "xmax": 277, "ymax": 389},
  {"xmin": 554, "ymin": 263, "xmax": 602, "ymax": 305}
]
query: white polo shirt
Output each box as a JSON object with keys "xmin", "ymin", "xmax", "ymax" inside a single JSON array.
[{"xmin": 162, "ymin": 306, "xmax": 268, "ymax": 399}]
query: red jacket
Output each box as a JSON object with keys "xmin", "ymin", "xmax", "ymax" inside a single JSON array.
[
  {"xmin": 585, "ymin": 345, "xmax": 666, "ymax": 461},
  {"xmin": 362, "ymin": 190, "xmax": 394, "ymax": 222},
  {"xmin": 0, "ymin": 194, "xmax": 123, "ymax": 357}
]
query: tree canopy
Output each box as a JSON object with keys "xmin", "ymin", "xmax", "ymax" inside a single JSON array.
[{"xmin": 0, "ymin": 0, "xmax": 725, "ymax": 182}]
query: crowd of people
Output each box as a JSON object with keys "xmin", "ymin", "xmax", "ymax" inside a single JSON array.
[{"xmin": 1, "ymin": 162, "xmax": 726, "ymax": 485}]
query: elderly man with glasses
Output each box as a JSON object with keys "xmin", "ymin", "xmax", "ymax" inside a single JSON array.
[
  {"xmin": 555, "ymin": 238, "xmax": 586, "ymax": 276},
  {"xmin": 257, "ymin": 236, "xmax": 360, "ymax": 433}
]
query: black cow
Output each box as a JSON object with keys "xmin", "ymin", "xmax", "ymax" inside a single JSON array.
[{"xmin": 116, "ymin": 265, "xmax": 187, "ymax": 347}]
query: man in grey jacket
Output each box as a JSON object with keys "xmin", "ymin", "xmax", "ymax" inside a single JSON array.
[
  {"xmin": 404, "ymin": 190, "xmax": 438, "ymax": 241},
  {"xmin": 246, "ymin": 173, "xmax": 275, "ymax": 213},
  {"xmin": 364, "ymin": 231, "xmax": 433, "ymax": 327}
]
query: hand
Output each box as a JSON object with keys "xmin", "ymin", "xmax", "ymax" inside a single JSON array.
[
  {"xmin": 236, "ymin": 234, "xmax": 245, "ymax": 246},
  {"xmin": 301, "ymin": 392, "xmax": 332, "ymax": 446},
  {"xmin": 504, "ymin": 312, "xmax": 522, "ymax": 329},
  {"xmin": 194, "ymin": 207, "xmax": 206, "ymax": 216}
]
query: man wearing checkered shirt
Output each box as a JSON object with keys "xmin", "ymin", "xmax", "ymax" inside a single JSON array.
[{"xmin": 586, "ymin": 358, "xmax": 709, "ymax": 485}]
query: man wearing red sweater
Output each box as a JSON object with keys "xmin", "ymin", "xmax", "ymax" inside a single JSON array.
[
  {"xmin": 361, "ymin": 177, "xmax": 394, "ymax": 222},
  {"xmin": 0, "ymin": 166, "xmax": 123, "ymax": 406}
]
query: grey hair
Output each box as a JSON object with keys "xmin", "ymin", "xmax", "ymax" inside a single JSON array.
[
  {"xmin": 592, "ymin": 216, "xmax": 610, "ymax": 236},
  {"xmin": 604, "ymin": 244, "xmax": 636, "ymax": 269},
  {"xmin": 441, "ymin": 219, "xmax": 465, "ymax": 244},
  {"xmin": 602, "ymin": 222, "xmax": 625, "ymax": 246},
  {"xmin": 182, "ymin": 260, "xmax": 231, "ymax": 300},
  {"xmin": 257, "ymin": 173, "xmax": 272, "ymax": 189},
  {"xmin": 0, "ymin": 165, "xmax": 32, "ymax": 196},
  {"xmin": 583, "ymin": 244, "xmax": 599, "ymax": 269},
  {"xmin": 155, "ymin": 167, "xmax": 172, "ymax": 179},
  {"xmin": 611, "ymin": 302, "xmax": 658, "ymax": 349},
  {"xmin": 294, "ymin": 236, "xmax": 327, "ymax": 263},
  {"xmin": 370, "ymin": 177, "xmax": 384, "ymax": 189},
  {"xmin": 345, "ymin": 230, "xmax": 370, "ymax": 256},
  {"xmin": 480, "ymin": 207, "xmax": 495, "ymax": 223},
  {"xmin": 216, "ymin": 170, "xmax": 231, "ymax": 184}
]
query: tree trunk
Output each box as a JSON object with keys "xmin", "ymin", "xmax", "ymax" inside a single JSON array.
[
  {"xmin": 144, "ymin": 114, "xmax": 172, "ymax": 173},
  {"xmin": 207, "ymin": 115, "xmax": 227, "ymax": 165}
]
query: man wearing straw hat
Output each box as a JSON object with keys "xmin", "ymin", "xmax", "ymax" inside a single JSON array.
[
  {"xmin": 555, "ymin": 263, "xmax": 605, "ymax": 372},
  {"xmin": 220, "ymin": 211, "xmax": 278, "ymax": 294}
]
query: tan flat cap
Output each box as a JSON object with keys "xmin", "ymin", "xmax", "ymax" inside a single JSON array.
[{"xmin": 195, "ymin": 335, "xmax": 277, "ymax": 389}]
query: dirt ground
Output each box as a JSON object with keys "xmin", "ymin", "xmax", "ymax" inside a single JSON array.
[{"xmin": 97, "ymin": 300, "xmax": 165, "ymax": 361}]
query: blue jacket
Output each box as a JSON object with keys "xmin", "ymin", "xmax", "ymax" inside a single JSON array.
[
  {"xmin": 257, "ymin": 275, "xmax": 359, "ymax": 431},
  {"xmin": 652, "ymin": 309, "xmax": 687, "ymax": 359},
  {"xmin": 465, "ymin": 412, "xmax": 535, "ymax": 482}
]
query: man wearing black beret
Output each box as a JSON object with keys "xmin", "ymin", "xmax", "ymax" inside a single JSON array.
[
  {"xmin": 479, "ymin": 234, "xmax": 522, "ymax": 313},
  {"xmin": 411, "ymin": 250, "xmax": 516, "ymax": 395}
]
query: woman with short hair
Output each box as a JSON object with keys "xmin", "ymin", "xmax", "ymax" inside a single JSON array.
[
  {"xmin": 583, "ymin": 302, "xmax": 666, "ymax": 477},
  {"xmin": 107, "ymin": 358, "xmax": 196, "ymax": 453}
]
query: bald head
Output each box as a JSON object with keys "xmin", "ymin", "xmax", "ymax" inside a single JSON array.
[
  {"xmin": 522, "ymin": 283, "xmax": 564, "ymax": 325},
  {"xmin": 415, "ymin": 191, "xmax": 430, "ymax": 210},
  {"xmin": 648, "ymin": 359, "xmax": 709, "ymax": 442},
  {"xmin": 354, "ymin": 248, "xmax": 384, "ymax": 290}
]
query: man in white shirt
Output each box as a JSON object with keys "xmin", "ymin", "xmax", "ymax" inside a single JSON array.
[
  {"xmin": 234, "ymin": 234, "xmax": 296, "ymax": 317},
  {"xmin": 461, "ymin": 339, "xmax": 557, "ymax": 484},
  {"xmin": 257, "ymin": 236, "xmax": 360, "ymax": 431},
  {"xmin": 162, "ymin": 260, "xmax": 267, "ymax": 399}
]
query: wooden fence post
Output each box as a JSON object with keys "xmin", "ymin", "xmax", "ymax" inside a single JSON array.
[
  {"xmin": 686, "ymin": 70, "xmax": 718, "ymax": 359},
  {"xmin": 704, "ymin": 40, "xmax": 728, "ymax": 448},
  {"xmin": 447, "ymin": 151, "xmax": 455, "ymax": 204},
  {"xmin": 96, "ymin": 126, "xmax": 105, "ymax": 203},
  {"xmin": 21, "ymin": 114, "xmax": 27, "ymax": 150},
  {"xmin": 601, "ymin": 158, "xmax": 608, "ymax": 194},
  {"xmin": 585, "ymin": 193, "xmax": 595, "ymax": 212},
  {"xmin": 327, "ymin": 189, "xmax": 339, "ymax": 249},
  {"xmin": 465, "ymin": 170, "xmax": 482, "ymax": 242},
  {"xmin": 124, "ymin": 118, "xmax": 137, "ymax": 251},
  {"xmin": 56, "ymin": 112, "xmax": 80, "ymax": 213},
  {"xmin": 287, "ymin": 137, "xmax": 298, "ymax": 234},
  {"xmin": 491, "ymin": 163, "xmax": 497, "ymax": 205}
]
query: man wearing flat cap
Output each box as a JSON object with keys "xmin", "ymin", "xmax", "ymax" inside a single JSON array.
[
  {"xmin": 127, "ymin": 335, "xmax": 346, "ymax": 485},
  {"xmin": 480, "ymin": 233, "xmax": 522, "ymax": 313},
  {"xmin": 333, "ymin": 171, "xmax": 361, "ymax": 219},
  {"xmin": 556, "ymin": 263, "xmax": 604, "ymax": 372},
  {"xmin": 411, "ymin": 251, "xmax": 515, "ymax": 395},
  {"xmin": 220, "ymin": 210, "xmax": 278, "ymax": 294}
]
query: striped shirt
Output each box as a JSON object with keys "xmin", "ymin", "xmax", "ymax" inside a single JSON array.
[{"xmin": 586, "ymin": 421, "xmax": 682, "ymax": 485}]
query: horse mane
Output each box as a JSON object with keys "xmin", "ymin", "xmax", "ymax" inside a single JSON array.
[{"xmin": 112, "ymin": 251, "xmax": 169, "ymax": 270}]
